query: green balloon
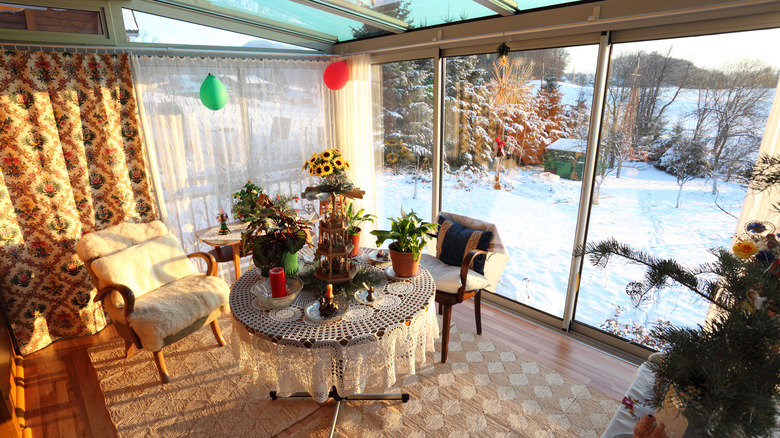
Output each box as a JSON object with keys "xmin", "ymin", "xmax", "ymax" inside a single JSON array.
[{"xmin": 199, "ymin": 74, "xmax": 228, "ymax": 110}]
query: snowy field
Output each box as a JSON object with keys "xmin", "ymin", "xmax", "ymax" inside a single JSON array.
[{"xmin": 375, "ymin": 163, "xmax": 747, "ymax": 333}]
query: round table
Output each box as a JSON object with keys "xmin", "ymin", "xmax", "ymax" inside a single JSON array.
[
  {"xmin": 195, "ymin": 221, "xmax": 249, "ymax": 279},
  {"xmin": 229, "ymin": 259, "xmax": 438, "ymax": 403}
]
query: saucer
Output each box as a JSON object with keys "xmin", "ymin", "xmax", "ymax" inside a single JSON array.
[
  {"xmin": 384, "ymin": 265, "xmax": 421, "ymax": 281},
  {"xmin": 367, "ymin": 249, "xmax": 391, "ymax": 263},
  {"xmin": 354, "ymin": 289, "xmax": 385, "ymax": 305},
  {"xmin": 252, "ymin": 277, "xmax": 303, "ymax": 310},
  {"xmin": 304, "ymin": 299, "xmax": 348, "ymax": 324}
]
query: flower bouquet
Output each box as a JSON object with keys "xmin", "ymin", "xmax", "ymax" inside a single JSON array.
[{"xmin": 301, "ymin": 148, "xmax": 364, "ymax": 200}]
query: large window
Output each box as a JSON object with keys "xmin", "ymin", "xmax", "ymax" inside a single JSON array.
[
  {"xmin": 442, "ymin": 46, "xmax": 598, "ymax": 317},
  {"xmin": 373, "ymin": 26, "xmax": 780, "ymax": 353},
  {"xmin": 576, "ymin": 29, "xmax": 780, "ymax": 347},
  {"xmin": 373, "ymin": 59, "xmax": 434, "ymax": 234}
]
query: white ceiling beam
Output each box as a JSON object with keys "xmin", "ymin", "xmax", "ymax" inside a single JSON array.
[
  {"xmin": 289, "ymin": 0, "xmax": 408, "ymax": 33},
  {"xmin": 472, "ymin": 0, "xmax": 518, "ymax": 17}
]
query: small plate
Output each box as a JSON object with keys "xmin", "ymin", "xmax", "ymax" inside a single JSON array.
[
  {"xmin": 367, "ymin": 249, "xmax": 391, "ymax": 263},
  {"xmin": 305, "ymin": 299, "xmax": 348, "ymax": 324},
  {"xmin": 385, "ymin": 265, "xmax": 421, "ymax": 281},
  {"xmin": 354, "ymin": 289, "xmax": 384, "ymax": 305},
  {"xmin": 253, "ymin": 277, "xmax": 303, "ymax": 310}
]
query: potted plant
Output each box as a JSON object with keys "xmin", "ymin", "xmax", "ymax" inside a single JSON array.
[
  {"xmin": 345, "ymin": 202, "xmax": 375, "ymax": 257},
  {"xmin": 371, "ymin": 209, "xmax": 436, "ymax": 277},
  {"xmin": 231, "ymin": 180, "xmax": 264, "ymax": 222},
  {"xmin": 240, "ymin": 192, "xmax": 311, "ymax": 276},
  {"xmin": 579, "ymin": 156, "xmax": 780, "ymax": 437}
]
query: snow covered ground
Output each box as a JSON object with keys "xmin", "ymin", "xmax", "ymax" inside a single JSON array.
[{"xmin": 375, "ymin": 163, "xmax": 746, "ymax": 335}]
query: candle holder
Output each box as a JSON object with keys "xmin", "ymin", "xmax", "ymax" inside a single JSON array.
[
  {"xmin": 217, "ymin": 209, "xmax": 230, "ymax": 235},
  {"xmin": 318, "ymin": 284, "xmax": 340, "ymax": 317},
  {"xmin": 318, "ymin": 295, "xmax": 340, "ymax": 317}
]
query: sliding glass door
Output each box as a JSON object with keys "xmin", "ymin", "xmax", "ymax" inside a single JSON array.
[
  {"xmin": 441, "ymin": 46, "xmax": 598, "ymax": 318},
  {"xmin": 575, "ymin": 29, "xmax": 780, "ymax": 347},
  {"xmin": 372, "ymin": 59, "xmax": 434, "ymax": 235},
  {"xmin": 371, "ymin": 26, "xmax": 780, "ymax": 353}
]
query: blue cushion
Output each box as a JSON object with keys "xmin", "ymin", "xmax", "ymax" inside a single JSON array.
[{"xmin": 436, "ymin": 214, "xmax": 492, "ymax": 275}]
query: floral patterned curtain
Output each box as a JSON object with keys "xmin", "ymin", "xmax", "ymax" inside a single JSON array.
[{"xmin": 0, "ymin": 51, "xmax": 157, "ymax": 355}]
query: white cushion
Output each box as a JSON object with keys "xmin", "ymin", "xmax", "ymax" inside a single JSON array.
[
  {"xmin": 90, "ymin": 234, "xmax": 196, "ymax": 298},
  {"xmin": 126, "ymin": 274, "xmax": 230, "ymax": 352},
  {"xmin": 420, "ymin": 254, "xmax": 490, "ymax": 294},
  {"xmin": 76, "ymin": 220, "xmax": 169, "ymax": 261}
]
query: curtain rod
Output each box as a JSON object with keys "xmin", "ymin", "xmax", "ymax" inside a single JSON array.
[{"xmin": 0, "ymin": 42, "xmax": 333, "ymax": 59}]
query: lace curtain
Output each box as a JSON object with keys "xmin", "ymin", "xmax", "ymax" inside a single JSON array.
[
  {"xmin": 737, "ymin": 75, "xmax": 780, "ymax": 228},
  {"xmin": 0, "ymin": 51, "xmax": 157, "ymax": 355},
  {"xmin": 326, "ymin": 54, "xmax": 377, "ymax": 246},
  {"xmin": 132, "ymin": 55, "xmax": 376, "ymax": 278}
]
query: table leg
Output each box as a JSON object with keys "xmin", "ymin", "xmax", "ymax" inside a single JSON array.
[
  {"xmin": 269, "ymin": 387, "xmax": 409, "ymax": 437},
  {"xmin": 231, "ymin": 242, "xmax": 242, "ymax": 279},
  {"xmin": 328, "ymin": 399, "xmax": 342, "ymax": 438}
]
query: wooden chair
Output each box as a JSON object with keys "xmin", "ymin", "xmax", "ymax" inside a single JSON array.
[
  {"xmin": 76, "ymin": 220, "xmax": 230, "ymax": 383},
  {"xmin": 419, "ymin": 212, "xmax": 509, "ymax": 363}
]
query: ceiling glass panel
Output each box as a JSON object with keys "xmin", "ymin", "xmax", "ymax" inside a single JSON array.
[
  {"xmin": 206, "ymin": 0, "xmax": 389, "ymax": 42},
  {"xmin": 515, "ymin": 0, "xmax": 583, "ymax": 12},
  {"xmin": 340, "ymin": 0, "xmax": 496, "ymax": 28},
  {"xmin": 124, "ymin": 9, "xmax": 314, "ymax": 51}
]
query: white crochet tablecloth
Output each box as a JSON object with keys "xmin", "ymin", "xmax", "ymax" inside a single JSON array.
[{"xmin": 230, "ymin": 261, "xmax": 438, "ymax": 403}]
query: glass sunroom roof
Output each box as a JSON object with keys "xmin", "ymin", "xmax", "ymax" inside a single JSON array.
[{"xmin": 131, "ymin": 0, "xmax": 587, "ymax": 51}]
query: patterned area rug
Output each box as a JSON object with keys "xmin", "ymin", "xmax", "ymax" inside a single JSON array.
[{"xmin": 88, "ymin": 316, "xmax": 619, "ymax": 437}]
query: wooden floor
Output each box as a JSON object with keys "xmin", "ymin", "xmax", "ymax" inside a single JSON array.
[{"xmin": 21, "ymin": 299, "xmax": 638, "ymax": 438}]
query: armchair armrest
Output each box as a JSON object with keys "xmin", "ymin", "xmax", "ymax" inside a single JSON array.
[
  {"xmin": 188, "ymin": 252, "xmax": 218, "ymax": 276},
  {"xmin": 457, "ymin": 249, "xmax": 490, "ymax": 297},
  {"xmin": 481, "ymin": 251, "xmax": 509, "ymax": 293},
  {"xmin": 94, "ymin": 283, "xmax": 136, "ymax": 317}
]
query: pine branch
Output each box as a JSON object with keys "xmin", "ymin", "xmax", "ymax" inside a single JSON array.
[
  {"xmin": 746, "ymin": 154, "xmax": 780, "ymax": 193},
  {"xmin": 580, "ymin": 238, "xmax": 727, "ymax": 311}
]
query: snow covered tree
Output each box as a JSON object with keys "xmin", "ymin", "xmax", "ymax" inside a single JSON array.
[
  {"xmin": 379, "ymin": 59, "xmax": 433, "ymax": 172},
  {"xmin": 536, "ymin": 75, "xmax": 570, "ymax": 160},
  {"xmin": 444, "ymin": 55, "xmax": 491, "ymax": 170},
  {"xmin": 489, "ymin": 55, "xmax": 547, "ymax": 166},
  {"xmin": 660, "ymin": 138, "xmax": 710, "ymax": 208},
  {"xmin": 696, "ymin": 59, "xmax": 775, "ymax": 195}
]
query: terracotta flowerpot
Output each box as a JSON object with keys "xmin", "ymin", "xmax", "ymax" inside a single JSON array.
[
  {"xmin": 350, "ymin": 229, "xmax": 361, "ymax": 257},
  {"xmin": 389, "ymin": 242, "xmax": 419, "ymax": 277}
]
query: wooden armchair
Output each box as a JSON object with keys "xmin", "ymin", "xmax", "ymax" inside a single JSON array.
[
  {"xmin": 76, "ymin": 220, "xmax": 230, "ymax": 383},
  {"xmin": 420, "ymin": 212, "xmax": 509, "ymax": 363}
]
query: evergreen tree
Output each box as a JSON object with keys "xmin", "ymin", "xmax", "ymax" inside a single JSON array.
[
  {"xmin": 380, "ymin": 59, "xmax": 433, "ymax": 172},
  {"xmin": 536, "ymin": 75, "xmax": 570, "ymax": 162},
  {"xmin": 444, "ymin": 55, "xmax": 491, "ymax": 170}
]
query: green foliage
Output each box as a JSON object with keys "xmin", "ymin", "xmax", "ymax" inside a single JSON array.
[
  {"xmin": 579, "ymin": 224, "xmax": 780, "ymax": 436},
  {"xmin": 231, "ymin": 180, "xmax": 264, "ymax": 222},
  {"xmin": 747, "ymin": 154, "xmax": 780, "ymax": 214},
  {"xmin": 240, "ymin": 191, "xmax": 311, "ymax": 269},
  {"xmin": 652, "ymin": 309, "xmax": 780, "ymax": 436},
  {"xmin": 345, "ymin": 202, "xmax": 375, "ymax": 236},
  {"xmin": 296, "ymin": 264, "xmax": 384, "ymax": 298},
  {"xmin": 370, "ymin": 209, "xmax": 436, "ymax": 261}
]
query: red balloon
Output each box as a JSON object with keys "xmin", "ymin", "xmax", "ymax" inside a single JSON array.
[{"xmin": 323, "ymin": 60, "xmax": 349, "ymax": 90}]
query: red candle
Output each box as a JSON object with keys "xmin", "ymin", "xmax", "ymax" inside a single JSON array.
[
  {"xmin": 325, "ymin": 284, "xmax": 333, "ymax": 299},
  {"xmin": 269, "ymin": 267, "xmax": 287, "ymax": 298}
]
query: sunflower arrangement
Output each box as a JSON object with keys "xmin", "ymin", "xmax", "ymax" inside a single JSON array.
[{"xmin": 302, "ymin": 148, "xmax": 355, "ymax": 193}]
